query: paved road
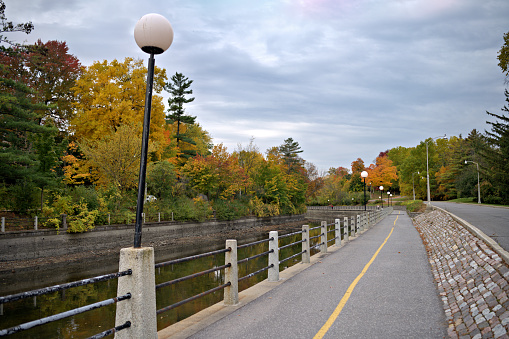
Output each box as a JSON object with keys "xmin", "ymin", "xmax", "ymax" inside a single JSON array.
[
  {"xmin": 432, "ymin": 202, "xmax": 509, "ymax": 252},
  {"xmin": 187, "ymin": 210, "xmax": 447, "ymax": 339}
]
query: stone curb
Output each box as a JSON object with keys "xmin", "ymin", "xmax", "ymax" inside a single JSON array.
[{"xmin": 432, "ymin": 205, "xmax": 509, "ymax": 266}]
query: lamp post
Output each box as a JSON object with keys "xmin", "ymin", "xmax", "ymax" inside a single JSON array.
[
  {"xmin": 426, "ymin": 134, "xmax": 446, "ymax": 205},
  {"xmin": 465, "ymin": 160, "xmax": 481, "ymax": 204},
  {"xmin": 379, "ymin": 185, "xmax": 384, "ymax": 208},
  {"xmin": 133, "ymin": 14, "xmax": 174, "ymax": 248},
  {"xmin": 412, "ymin": 171, "xmax": 419, "ymax": 201},
  {"xmin": 387, "ymin": 191, "xmax": 390, "ymax": 206},
  {"xmin": 361, "ymin": 171, "xmax": 368, "ymax": 211}
]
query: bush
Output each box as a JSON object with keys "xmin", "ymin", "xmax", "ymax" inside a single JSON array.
[
  {"xmin": 483, "ymin": 195, "xmax": 503, "ymax": 204},
  {"xmin": 401, "ymin": 200, "xmax": 424, "ymax": 212},
  {"xmin": 166, "ymin": 196, "xmax": 213, "ymax": 222},
  {"xmin": 213, "ymin": 199, "xmax": 249, "ymax": 220}
]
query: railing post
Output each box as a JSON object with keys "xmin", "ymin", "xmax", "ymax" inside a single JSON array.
[
  {"xmin": 115, "ymin": 247, "xmax": 157, "ymax": 339},
  {"xmin": 224, "ymin": 239, "xmax": 238, "ymax": 305},
  {"xmin": 351, "ymin": 216, "xmax": 355, "ymax": 237},
  {"xmin": 334, "ymin": 219, "xmax": 341, "ymax": 247},
  {"xmin": 34, "ymin": 216, "xmax": 38, "ymax": 230},
  {"xmin": 1, "ymin": 217, "xmax": 4, "ymax": 232},
  {"xmin": 108, "ymin": 213, "xmax": 111, "ymax": 225},
  {"xmin": 343, "ymin": 217, "xmax": 349, "ymax": 242},
  {"xmin": 357, "ymin": 215, "xmax": 361, "ymax": 233},
  {"xmin": 320, "ymin": 221, "xmax": 327, "ymax": 254},
  {"xmin": 61, "ymin": 214, "xmax": 67, "ymax": 231},
  {"xmin": 302, "ymin": 225, "xmax": 310, "ymax": 263},
  {"xmin": 158, "ymin": 212, "xmax": 161, "ymax": 222},
  {"xmin": 268, "ymin": 231, "xmax": 279, "ymax": 282}
]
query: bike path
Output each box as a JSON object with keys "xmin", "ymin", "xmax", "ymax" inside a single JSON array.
[{"xmin": 160, "ymin": 210, "xmax": 447, "ymax": 338}]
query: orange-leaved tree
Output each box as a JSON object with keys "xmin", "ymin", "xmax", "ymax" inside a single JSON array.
[
  {"xmin": 182, "ymin": 144, "xmax": 247, "ymax": 200},
  {"xmin": 366, "ymin": 155, "xmax": 398, "ymax": 189}
]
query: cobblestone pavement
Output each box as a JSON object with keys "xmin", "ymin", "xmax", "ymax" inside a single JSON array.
[{"xmin": 414, "ymin": 209, "xmax": 509, "ymax": 339}]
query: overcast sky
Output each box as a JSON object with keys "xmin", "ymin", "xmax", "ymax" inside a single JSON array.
[{"xmin": 6, "ymin": 0, "xmax": 509, "ymax": 173}]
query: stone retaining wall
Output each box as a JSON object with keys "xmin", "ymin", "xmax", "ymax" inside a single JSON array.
[{"xmin": 0, "ymin": 214, "xmax": 304, "ymax": 262}]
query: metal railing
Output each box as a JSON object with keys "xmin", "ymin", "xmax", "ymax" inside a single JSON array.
[
  {"xmin": 0, "ymin": 207, "xmax": 393, "ymax": 337},
  {"xmin": 0, "ymin": 270, "xmax": 132, "ymax": 337},
  {"xmin": 307, "ymin": 205, "xmax": 379, "ymax": 211},
  {"xmin": 155, "ymin": 247, "xmax": 232, "ymax": 314}
]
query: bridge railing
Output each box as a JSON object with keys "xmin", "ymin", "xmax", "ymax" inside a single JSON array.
[{"xmin": 0, "ymin": 207, "xmax": 393, "ymax": 337}]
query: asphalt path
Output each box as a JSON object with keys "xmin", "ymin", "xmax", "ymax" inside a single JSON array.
[
  {"xmin": 188, "ymin": 210, "xmax": 447, "ymax": 339},
  {"xmin": 432, "ymin": 202, "xmax": 509, "ymax": 252}
]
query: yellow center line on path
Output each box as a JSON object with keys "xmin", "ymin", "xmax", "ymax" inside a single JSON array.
[{"xmin": 313, "ymin": 212, "xmax": 400, "ymax": 339}]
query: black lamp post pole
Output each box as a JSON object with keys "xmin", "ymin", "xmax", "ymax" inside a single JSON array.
[
  {"xmin": 363, "ymin": 178, "xmax": 366, "ymax": 211},
  {"xmin": 134, "ymin": 53, "xmax": 155, "ymax": 248}
]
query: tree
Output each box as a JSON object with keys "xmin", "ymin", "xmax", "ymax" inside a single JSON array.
[
  {"xmin": 71, "ymin": 57, "xmax": 167, "ymax": 157},
  {"xmin": 278, "ymin": 137, "xmax": 304, "ymax": 173},
  {"xmin": 0, "ymin": 77, "xmax": 59, "ymax": 212},
  {"xmin": 498, "ymin": 31, "xmax": 509, "ymax": 83},
  {"xmin": 0, "ymin": 9, "xmax": 63, "ymax": 213},
  {"xmin": 351, "ymin": 158, "xmax": 365, "ymax": 174},
  {"xmin": 482, "ymin": 89, "xmax": 509, "ymax": 203},
  {"xmin": 147, "ymin": 161, "xmax": 178, "ymax": 200},
  {"xmin": 366, "ymin": 155, "xmax": 398, "ymax": 189},
  {"xmin": 164, "ymin": 72, "xmax": 197, "ymax": 160},
  {"xmin": 0, "ymin": 0, "xmax": 33, "ymax": 46},
  {"xmin": 79, "ymin": 123, "xmax": 154, "ymax": 192},
  {"xmin": 182, "ymin": 144, "xmax": 247, "ymax": 200},
  {"xmin": 0, "ymin": 40, "xmax": 82, "ymax": 131}
]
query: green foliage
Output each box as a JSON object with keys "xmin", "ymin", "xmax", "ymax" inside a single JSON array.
[
  {"xmin": 482, "ymin": 90, "xmax": 509, "ymax": 204},
  {"xmin": 498, "ymin": 31, "xmax": 509, "ymax": 77},
  {"xmin": 278, "ymin": 137, "xmax": 304, "ymax": 173},
  {"xmin": 213, "ymin": 199, "xmax": 249, "ymax": 221},
  {"xmin": 8, "ymin": 179, "xmax": 38, "ymax": 214},
  {"xmin": 147, "ymin": 161, "xmax": 178, "ymax": 200},
  {"xmin": 165, "ymin": 196, "xmax": 213, "ymax": 222},
  {"xmin": 402, "ymin": 200, "xmax": 424, "ymax": 212},
  {"xmin": 165, "ymin": 72, "xmax": 197, "ymax": 159}
]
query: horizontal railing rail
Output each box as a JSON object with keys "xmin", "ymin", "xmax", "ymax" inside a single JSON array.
[
  {"xmin": 0, "ymin": 270, "xmax": 133, "ymax": 338},
  {"xmin": 155, "ymin": 248, "xmax": 231, "ymax": 268},
  {"xmin": 0, "ymin": 270, "xmax": 132, "ymax": 304}
]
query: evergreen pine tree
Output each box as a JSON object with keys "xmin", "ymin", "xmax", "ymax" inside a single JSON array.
[
  {"xmin": 164, "ymin": 72, "xmax": 197, "ymax": 159},
  {"xmin": 278, "ymin": 138, "xmax": 304, "ymax": 173},
  {"xmin": 482, "ymin": 89, "xmax": 509, "ymax": 203}
]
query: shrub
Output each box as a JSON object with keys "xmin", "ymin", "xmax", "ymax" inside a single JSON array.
[
  {"xmin": 213, "ymin": 199, "xmax": 249, "ymax": 220},
  {"xmin": 402, "ymin": 200, "xmax": 425, "ymax": 212}
]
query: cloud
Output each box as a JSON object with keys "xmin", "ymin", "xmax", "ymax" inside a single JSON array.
[{"xmin": 4, "ymin": 0, "xmax": 509, "ymax": 172}]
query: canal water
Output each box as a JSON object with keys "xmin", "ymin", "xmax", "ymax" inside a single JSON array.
[{"xmin": 0, "ymin": 223, "xmax": 332, "ymax": 338}]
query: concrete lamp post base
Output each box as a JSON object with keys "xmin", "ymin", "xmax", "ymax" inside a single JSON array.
[{"xmin": 115, "ymin": 247, "xmax": 157, "ymax": 339}]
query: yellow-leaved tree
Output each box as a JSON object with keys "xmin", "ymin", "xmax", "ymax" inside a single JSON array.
[
  {"xmin": 79, "ymin": 123, "xmax": 156, "ymax": 192},
  {"xmin": 70, "ymin": 57, "xmax": 167, "ymax": 158}
]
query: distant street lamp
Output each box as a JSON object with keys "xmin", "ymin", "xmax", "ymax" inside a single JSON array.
[
  {"xmin": 379, "ymin": 185, "xmax": 384, "ymax": 208},
  {"xmin": 387, "ymin": 191, "xmax": 390, "ymax": 206},
  {"xmin": 361, "ymin": 171, "xmax": 368, "ymax": 211},
  {"xmin": 133, "ymin": 13, "xmax": 174, "ymax": 248},
  {"xmin": 412, "ymin": 171, "xmax": 420, "ymax": 201},
  {"xmin": 465, "ymin": 160, "xmax": 481, "ymax": 204},
  {"xmin": 426, "ymin": 134, "xmax": 446, "ymax": 205}
]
